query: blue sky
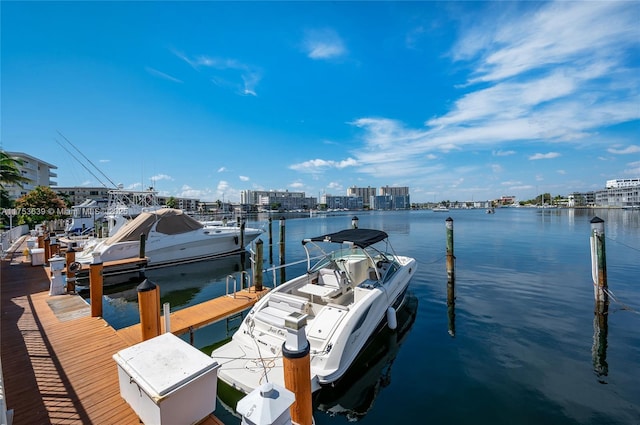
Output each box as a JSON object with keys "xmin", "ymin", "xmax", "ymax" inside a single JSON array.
[{"xmin": 2, "ymin": 1, "xmax": 639, "ymax": 203}]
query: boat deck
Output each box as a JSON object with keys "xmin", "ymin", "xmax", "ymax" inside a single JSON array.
[{"xmin": 0, "ymin": 237, "xmax": 254, "ymax": 425}]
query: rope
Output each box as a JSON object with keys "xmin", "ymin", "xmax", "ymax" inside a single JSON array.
[{"xmin": 605, "ymin": 235, "xmax": 640, "ymax": 253}]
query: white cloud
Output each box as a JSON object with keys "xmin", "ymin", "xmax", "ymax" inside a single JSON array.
[
  {"xmin": 342, "ymin": 1, "xmax": 638, "ymax": 194},
  {"xmin": 239, "ymin": 176, "xmax": 250, "ymax": 182},
  {"xmin": 174, "ymin": 51, "xmax": 261, "ymax": 96},
  {"xmin": 303, "ymin": 28, "xmax": 347, "ymax": 60},
  {"xmin": 145, "ymin": 67, "xmax": 183, "ymax": 83},
  {"xmin": 529, "ymin": 152, "xmax": 561, "ymax": 160},
  {"xmin": 150, "ymin": 174, "xmax": 173, "ymax": 182},
  {"xmin": 608, "ymin": 145, "xmax": 640, "ymax": 155},
  {"xmin": 98, "ymin": 159, "xmax": 110, "ymax": 163},
  {"xmin": 289, "ymin": 157, "xmax": 358, "ymax": 173},
  {"xmin": 493, "ymin": 150, "xmax": 516, "ymax": 157},
  {"xmin": 289, "ymin": 181, "xmax": 304, "ymax": 189},
  {"xmin": 217, "ymin": 167, "xmax": 227, "ymax": 173}
]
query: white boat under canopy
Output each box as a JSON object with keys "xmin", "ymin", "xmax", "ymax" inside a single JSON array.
[
  {"xmin": 210, "ymin": 228, "xmax": 417, "ymax": 395},
  {"xmin": 74, "ymin": 208, "xmax": 262, "ymax": 267}
]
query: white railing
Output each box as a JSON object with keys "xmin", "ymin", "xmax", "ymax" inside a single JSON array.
[{"xmin": 0, "ymin": 225, "xmax": 29, "ymax": 254}]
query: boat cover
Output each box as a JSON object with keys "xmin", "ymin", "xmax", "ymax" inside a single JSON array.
[
  {"xmin": 304, "ymin": 228, "xmax": 388, "ymax": 248},
  {"xmin": 105, "ymin": 208, "xmax": 203, "ymax": 244}
]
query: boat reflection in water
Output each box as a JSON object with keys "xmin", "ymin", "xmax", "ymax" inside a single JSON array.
[
  {"xmin": 78, "ymin": 254, "xmax": 251, "ymax": 330},
  {"xmin": 313, "ymin": 291, "xmax": 419, "ymax": 421}
]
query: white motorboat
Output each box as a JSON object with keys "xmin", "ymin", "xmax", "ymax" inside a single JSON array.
[
  {"xmin": 432, "ymin": 205, "xmax": 449, "ymax": 212},
  {"xmin": 74, "ymin": 208, "xmax": 263, "ymax": 267},
  {"xmin": 210, "ymin": 228, "xmax": 417, "ymax": 394}
]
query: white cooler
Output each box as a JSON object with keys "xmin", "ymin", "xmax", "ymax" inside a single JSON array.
[{"xmin": 113, "ymin": 332, "xmax": 220, "ymax": 425}]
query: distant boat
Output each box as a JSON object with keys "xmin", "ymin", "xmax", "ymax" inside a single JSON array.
[
  {"xmin": 486, "ymin": 207, "xmax": 495, "ymax": 214},
  {"xmin": 432, "ymin": 205, "xmax": 449, "ymax": 212},
  {"xmin": 74, "ymin": 208, "xmax": 263, "ymax": 267}
]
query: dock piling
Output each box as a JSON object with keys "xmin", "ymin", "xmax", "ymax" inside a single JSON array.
[
  {"xmin": 255, "ymin": 238, "xmax": 264, "ymax": 292},
  {"xmin": 268, "ymin": 217, "xmax": 273, "ymax": 265},
  {"xmin": 445, "ymin": 217, "xmax": 455, "ymax": 283},
  {"xmin": 44, "ymin": 236, "xmax": 51, "ymax": 265},
  {"xmin": 137, "ymin": 278, "xmax": 161, "ymax": 341},
  {"xmin": 279, "ymin": 217, "xmax": 286, "ymax": 284},
  {"xmin": 139, "ymin": 233, "xmax": 146, "ymax": 259},
  {"xmin": 89, "ymin": 255, "xmax": 103, "ymax": 317},
  {"xmin": 65, "ymin": 246, "xmax": 76, "ymax": 293},
  {"xmin": 282, "ymin": 313, "xmax": 313, "ymax": 425},
  {"xmin": 590, "ymin": 217, "xmax": 608, "ymax": 305}
]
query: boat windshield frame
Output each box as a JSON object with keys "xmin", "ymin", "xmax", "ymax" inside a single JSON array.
[{"xmin": 302, "ymin": 228, "xmax": 399, "ymax": 275}]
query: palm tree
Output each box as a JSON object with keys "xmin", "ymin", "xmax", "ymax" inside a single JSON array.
[{"xmin": 0, "ymin": 151, "xmax": 30, "ymax": 189}]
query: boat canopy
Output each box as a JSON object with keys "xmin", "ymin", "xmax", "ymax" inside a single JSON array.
[
  {"xmin": 105, "ymin": 208, "xmax": 203, "ymax": 244},
  {"xmin": 303, "ymin": 228, "xmax": 388, "ymax": 248}
]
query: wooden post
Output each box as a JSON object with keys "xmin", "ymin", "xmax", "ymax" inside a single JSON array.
[
  {"xmin": 50, "ymin": 241, "xmax": 59, "ymax": 257},
  {"xmin": 65, "ymin": 246, "xmax": 76, "ymax": 293},
  {"xmin": 139, "ymin": 233, "xmax": 146, "ymax": 259},
  {"xmin": 282, "ymin": 313, "xmax": 313, "ymax": 425},
  {"xmin": 240, "ymin": 220, "xmax": 246, "ymax": 248},
  {"xmin": 89, "ymin": 258, "xmax": 103, "ymax": 317},
  {"xmin": 592, "ymin": 301, "xmax": 609, "ymax": 382},
  {"xmin": 37, "ymin": 234, "xmax": 44, "ymax": 248},
  {"xmin": 44, "ymin": 236, "xmax": 51, "ymax": 265},
  {"xmin": 137, "ymin": 278, "xmax": 161, "ymax": 341},
  {"xmin": 268, "ymin": 216, "xmax": 273, "ymax": 265},
  {"xmin": 445, "ymin": 217, "xmax": 455, "ymax": 283},
  {"xmin": 447, "ymin": 282, "xmax": 455, "ymax": 338},
  {"xmin": 279, "ymin": 217, "xmax": 286, "ymax": 284},
  {"xmin": 255, "ymin": 239, "xmax": 264, "ymax": 291},
  {"xmin": 590, "ymin": 217, "xmax": 608, "ymax": 305}
]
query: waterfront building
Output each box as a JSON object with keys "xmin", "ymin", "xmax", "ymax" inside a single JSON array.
[
  {"xmin": 322, "ymin": 194, "xmax": 363, "ymax": 210},
  {"xmin": 606, "ymin": 178, "xmax": 640, "ymax": 189},
  {"xmin": 3, "ymin": 152, "xmax": 57, "ymax": 200},
  {"xmin": 377, "ymin": 185, "xmax": 410, "ymax": 210},
  {"xmin": 347, "ymin": 186, "xmax": 377, "ymax": 208},
  {"xmin": 240, "ymin": 189, "xmax": 317, "ymax": 211}
]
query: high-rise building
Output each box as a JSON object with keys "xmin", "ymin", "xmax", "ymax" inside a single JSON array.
[{"xmin": 3, "ymin": 152, "xmax": 57, "ymax": 200}]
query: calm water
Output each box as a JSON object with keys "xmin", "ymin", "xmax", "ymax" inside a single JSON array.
[{"xmin": 92, "ymin": 209, "xmax": 640, "ymax": 424}]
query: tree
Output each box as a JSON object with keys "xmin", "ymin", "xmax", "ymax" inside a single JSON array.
[
  {"xmin": 0, "ymin": 151, "xmax": 30, "ymax": 189},
  {"xmin": 166, "ymin": 196, "xmax": 177, "ymax": 208},
  {"xmin": 15, "ymin": 186, "xmax": 68, "ymax": 228}
]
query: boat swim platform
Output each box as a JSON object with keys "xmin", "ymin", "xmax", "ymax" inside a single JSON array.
[{"xmin": 0, "ymin": 242, "xmax": 229, "ymax": 425}]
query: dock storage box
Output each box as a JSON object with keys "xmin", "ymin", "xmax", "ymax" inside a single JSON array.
[
  {"xmin": 30, "ymin": 248, "xmax": 45, "ymax": 266},
  {"xmin": 113, "ymin": 332, "xmax": 220, "ymax": 425}
]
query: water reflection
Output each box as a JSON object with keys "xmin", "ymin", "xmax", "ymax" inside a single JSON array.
[
  {"xmin": 313, "ymin": 292, "xmax": 418, "ymax": 421},
  {"xmin": 80, "ymin": 254, "xmax": 251, "ymax": 329},
  {"xmin": 592, "ymin": 302, "xmax": 609, "ymax": 384}
]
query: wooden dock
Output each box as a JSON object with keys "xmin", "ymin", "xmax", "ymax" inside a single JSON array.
[
  {"xmin": 0, "ymin": 240, "xmax": 263, "ymax": 425},
  {"xmin": 117, "ymin": 287, "xmax": 268, "ymax": 345}
]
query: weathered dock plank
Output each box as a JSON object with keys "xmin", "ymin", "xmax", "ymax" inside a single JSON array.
[{"xmin": 1, "ymin": 249, "xmax": 228, "ymax": 425}]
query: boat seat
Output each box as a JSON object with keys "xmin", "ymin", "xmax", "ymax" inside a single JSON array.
[
  {"xmin": 318, "ymin": 269, "xmax": 349, "ymax": 298},
  {"xmin": 254, "ymin": 292, "xmax": 311, "ymax": 326}
]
